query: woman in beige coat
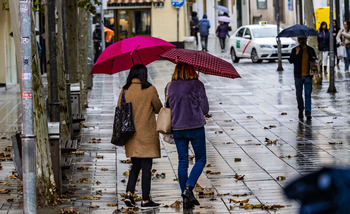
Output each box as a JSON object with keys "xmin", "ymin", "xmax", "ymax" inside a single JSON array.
[
  {"xmin": 117, "ymin": 64, "xmax": 162, "ymax": 209},
  {"xmin": 337, "ymin": 20, "xmax": 350, "ymax": 72}
]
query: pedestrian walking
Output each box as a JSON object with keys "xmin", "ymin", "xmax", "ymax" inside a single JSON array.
[
  {"xmin": 191, "ymin": 12, "xmax": 199, "ymax": 46},
  {"xmin": 198, "ymin": 14, "xmax": 210, "ymax": 52},
  {"xmin": 216, "ymin": 21, "xmax": 229, "ymax": 53},
  {"xmin": 118, "ymin": 64, "xmax": 163, "ymax": 209},
  {"xmin": 337, "ymin": 20, "xmax": 350, "ymax": 72},
  {"xmin": 93, "ymin": 23, "xmax": 103, "ymax": 62},
  {"xmin": 223, "ymin": 12, "xmax": 232, "ymax": 38},
  {"xmin": 317, "ymin": 21, "xmax": 330, "ymax": 75},
  {"xmin": 333, "ymin": 20, "xmax": 341, "ymax": 70},
  {"xmin": 289, "ymin": 37, "xmax": 317, "ymax": 120},
  {"xmin": 165, "ymin": 62, "xmax": 209, "ymax": 209}
]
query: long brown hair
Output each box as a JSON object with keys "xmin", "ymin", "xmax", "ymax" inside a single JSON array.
[{"xmin": 172, "ymin": 62, "xmax": 199, "ymax": 80}]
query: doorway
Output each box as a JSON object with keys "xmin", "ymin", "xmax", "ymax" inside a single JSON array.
[{"xmin": 116, "ymin": 9, "xmax": 151, "ymax": 41}]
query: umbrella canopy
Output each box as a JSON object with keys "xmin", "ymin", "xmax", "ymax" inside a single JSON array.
[
  {"xmin": 160, "ymin": 49, "xmax": 240, "ymax": 79},
  {"xmin": 216, "ymin": 16, "xmax": 233, "ymax": 23},
  {"xmin": 91, "ymin": 36, "xmax": 176, "ymax": 75},
  {"xmin": 277, "ymin": 24, "xmax": 318, "ymax": 38},
  {"xmin": 214, "ymin": 5, "xmax": 229, "ymax": 13}
]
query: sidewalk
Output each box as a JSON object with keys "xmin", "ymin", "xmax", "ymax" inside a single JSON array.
[{"xmin": 0, "ymin": 40, "xmax": 350, "ymax": 213}]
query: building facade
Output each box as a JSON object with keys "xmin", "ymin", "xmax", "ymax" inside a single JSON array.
[{"xmin": 106, "ymin": 0, "xmax": 189, "ymax": 45}]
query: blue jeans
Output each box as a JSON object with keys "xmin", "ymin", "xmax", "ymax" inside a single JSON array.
[
  {"xmin": 295, "ymin": 76, "xmax": 312, "ymax": 115},
  {"xmin": 345, "ymin": 47, "xmax": 350, "ymax": 70},
  {"xmin": 173, "ymin": 127, "xmax": 206, "ymax": 192}
]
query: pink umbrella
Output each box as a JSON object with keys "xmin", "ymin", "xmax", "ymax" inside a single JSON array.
[
  {"xmin": 90, "ymin": 36, "xmax": 176, "ymax": 75},
  {"xmin": 216, "ymin": 16, "xmax": 233, "ymax": 23},
  {"xmin": 160, "ymin": 49, "xmax": 240, "ymax": 79}
]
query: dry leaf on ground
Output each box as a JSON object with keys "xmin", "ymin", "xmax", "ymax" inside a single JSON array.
[
  {"xmin": 0, "ymin": 188, "xmax": 11, "ymax": 194},
  {"xmin": 205, "ymin": 170, "xmax": 221, "ymax": 175},
  {"xmin": 101, "ymin": 168, "xmax": 108, "ymax": 171},
  {"xmin": 276, "ymin": 176, "xmax": 286, "ymax": 181},
  {"xmin": 77, "ymin": 178, "xmax": 90, "ymax": 183},
  {"xmin": 77, "ymin": 166, "xmax": 89, "ymax": 170},
  {"xmin": 281, "ymin": 112, "xmax": 287, "ymax": 115},
  {"xmin": 329, "ymin": 142, "xmax": 343, "ymax": 145},
  {"xmin": 83, "ymin": 196, "xmax": 100, "ymax": 200},
  {"xmin": 188, "ymin": 155, "xmax": 195, "ymax": 161},
  {"xmin": 120, "ymin": 159, "xmax": 132, "ymax": 164},
  {"xmin": 107, "ymin": 203, "xmax": 117, "ymax": 207},
  {"xmin": 170, "ymin": 200, "xmax": 181, "ymax": 208},
  {"xmin": 96, "ymin": 190, "xmax": 102, "ymax": 195},
  {"xmin": 97, "ymin": 155, "xmax": 104, "ymax": 159},
  {"xmin": 89, "ymin": 205, "xmax": 99, "ymax": 208},
  {"xmin": 234, "ymin": 158, "xmax": 241, "ymax": 162},
  {"xmin": 123, "ymin": 171, "xmax": 130, "ymax": 177},
  {"xmin": 206, "ymin": 164, "xmax": 212, "ymax": 167},
  {"xmin": 59, "ymin": 207, "xmax": 79, "ymax": 214},
  {"xmin": 234, "ymin": 174, "xmax": 245, "ymax": 180},
  {"xmin": 73, "ymin": 151, "xmax": 84, "ymax": 155}
]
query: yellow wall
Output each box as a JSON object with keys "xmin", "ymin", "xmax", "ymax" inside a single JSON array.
[
  {"xmin": 151, "ymin": 1, "xmax": 187, "ymax": 42},
  {"xmin": 0, "ymin": 1, "xmax": 17, "ymax": 85}
]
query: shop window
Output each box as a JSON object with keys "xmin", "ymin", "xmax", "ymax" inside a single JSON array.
[
  {"xmin": 132, "ymin": 11, "xmax": 151, "ymax": 35},
  {"xmin": 257, "ymin": 0, "xmax": 267, "ymax": 9}
]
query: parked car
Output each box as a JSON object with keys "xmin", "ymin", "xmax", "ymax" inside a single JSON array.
[{"xmin": 229, "ymin": 24, "xmax": 297, "ymax": 63}]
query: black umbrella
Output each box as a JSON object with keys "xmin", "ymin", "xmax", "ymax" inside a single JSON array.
[
  {"xmin": 277, "ymin": 24, "xmax": 318, "ymax": 38},
  {"xmin": 284, "ymin": 167, "xmax": 350, "ymax": 214}
]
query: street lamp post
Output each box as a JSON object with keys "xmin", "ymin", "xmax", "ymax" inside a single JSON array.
[
  {"xmin": 276, "ymin": 0, "xmax": 283, "ymax": 71},
  {"xmin": 328, "ymin": 0, "xmax": 337, "ymax": 93},
  {"xmin": 20, "ymin": 0, "xmax": 37, "ymax": 213}
]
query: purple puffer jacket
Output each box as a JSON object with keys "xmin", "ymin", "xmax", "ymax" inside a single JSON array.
[
  {"xmin": 216, "ymin": 24, "xmax": 228, "ymax": 39},
  {"xmin": 165, "ymin": 79, "xmax": 209, "ymax": 130}
]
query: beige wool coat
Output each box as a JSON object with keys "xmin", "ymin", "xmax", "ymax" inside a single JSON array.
[{"xmin": 117, "ymin": 78, "xmax": 163, "ymax": 158}]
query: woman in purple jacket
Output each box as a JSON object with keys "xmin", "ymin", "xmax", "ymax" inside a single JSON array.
[
  {"xmin": 166, "ymin": 62, "xmax": 209, "ymax": 209},
  {"xmin": 216, "ymin": 21, "xmax": 229, "ymax": 53}
]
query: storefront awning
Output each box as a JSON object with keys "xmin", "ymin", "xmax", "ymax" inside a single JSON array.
[{"xmin": 108, "ymin": 0, "xmax": 164, "ymax": 3}]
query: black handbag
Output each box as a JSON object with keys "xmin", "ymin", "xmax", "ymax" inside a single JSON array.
[{"xmin": 111, "ymin": 90, "xmax": 135, "ymax": 146}]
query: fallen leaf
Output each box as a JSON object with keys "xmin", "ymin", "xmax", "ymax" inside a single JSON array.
[
  {"xmin": 77, "ymin": 166, "xmax": 89, "ymax": 170},
  {"xmin": 206, "ymin": 170, "xmax": 220, "ymax": 175},
  {"xmin": 58, "ymin": 207, "xmax": 79, "ymax": 214},
  {"xmin": 200, "ymin": 206, "xmax": 213, "ymax": 209},
  {"xmin": 298, "ymin": 143, "xmax": 305, "ymax": 146},
  {"xmin": 206, "ymin": 164, "xmax": 212, "ymax": 167},
  {"xmin": 69, "ymin": 184, "xmax": 76, "ymax": 188},
  {"xmin": 299, "ymin": 134, "xmax": 305, "ymax": 138},
  {"xmin": 151, "ymin": 169, "xmax": 157, "ymax": 174},
  {"xmin": 232, "ymin": 193, "xmax": 249, "ymax": 197},
  {"xmin": 4, "ymin": 146, "xmax": 12, "ymax": 152},
  {"xmin": 7, "ymin": 198, "xmax": 14, "ymax": 203},
  {"xmin": 215, "ymin": 130, "xmax": 223, "ymax": 134},
  {"xmin": 247, "ymin": 116, "xmax": 253, "ymax": 119},
  {"xmin": 0, "ymin": 182, "xmax": 9, "ymax": 185},
  {"xmin": 281, "ymin": 112, "xmax": 287, "ymax": 115},
  {"xmin": 121, "ymin": 179, "xmax": 126, "ymax": 183},
  {"xmin": 101, "ymin": 168, "xmax": 108, "ymax": 171},
  {"xmin": 229, "ymin": 198, "xmax": 249, "ymax": 204},
  {"xmin": 89, "ymin": 205, "xmax": 99, "ymax": 208},
  {"xmin": 123, "ymin": 171, "xmax": 130, "ymax": 177},
  {"xmin": 224, "ymin": 142, "xmax": 233, "ymax": 144},
  {"xmin": 96, "ymin": 181, "xmax": 101, "ymax": 185},
  {"xmin": 328, "ymin": 141, "xmax": 343, "ymax": 145},
  {"xmin": 120, "ymin": 159, "xmax": 132, "ymax": 164},
  {"xmin": 97, "ymin": 155, "xmax": 104, "ymax": 159},
  {"xmin": 264, "ymin": 127, "xmax": 269, "ymax": 129},
  {"xmin": 205, "ymin": 114, "xmax": 212, "ymax": 119},
  {"xmin": 173, "ymin": 178, "xmax": 179, "ymax": 181},
  {"xmin": 188, "ymin": 155, "xmax": 195, "ymax": 161},
  {"xmin": 8, "ymin": 175, "xmax": 20, "ymax": 180},
  {"xmin": 107, "ymin": 203, "xmax": 117, "ymax": 207},
  {"xmin": 0, "ymin": 188, "xmax": 11, "ymax": 194},
  {"xmin": 217, "ymin": 193, "xmax": 230, "ymax": 196},
  {"xmin": 96, "ymin": 190, "xmax": 102, "ymax": 196},
  {"xmin": 269, "ymin": 125, "xmax": 276, "ymax": 128},
  {"xmin": 83, "ymin": 196, "xmax": 100, "ymax": 200},
  {"xmin": 234, "ymin": 158, "xmax": 241, "ymax": 162},
  {"xmin": 170, "ymin": 200, "xmax": 181, "ymax": 208},
  {"xmin": 73, "ymin": 151, "xmax": 84, "ymax": 155},
  {"xmin": 234, "ymin": 174, "xmax": 245, "ymax": 180},
  {"xmin": 276, "ymin": 176, "xmax": 286, "ymax": 181},
  {"xmin": 77, "ymin": 178, "xmax": 90, "ymax": 183}
]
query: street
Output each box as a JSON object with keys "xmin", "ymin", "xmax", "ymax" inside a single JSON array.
[{"xmin": 1, "ymin": 41, "xmax": 350, "ymax": 213}]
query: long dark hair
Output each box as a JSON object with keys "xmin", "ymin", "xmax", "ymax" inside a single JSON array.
[
  {"xmin": 319, "ymin": 21, "xmax": 328, "ymax": 32},
  {"xmin": 123, "ymin": 64, "xmax": 152, "ymax": 90},
  {"xmin": 344, "ymin": 20, "xmax": 350, "ymax": 31}
]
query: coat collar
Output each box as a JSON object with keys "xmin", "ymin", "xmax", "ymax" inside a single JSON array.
[{"xmin": 131, "ymin": 78, "xmax": 141, "ymax": 84}]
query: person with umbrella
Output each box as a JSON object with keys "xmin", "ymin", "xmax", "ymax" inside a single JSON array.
[
  {"xmin": 289, "ymin": 37, "xmax": 317, "ymax": 120},
  {"xmin": 198, "ymin": 14, "xmax": 211, "ymax": 52},
  {"xmin": 165, "ymin": 62, "xmax": 209, "ymax": 209},
  {"xmin": 216, "ymin": 21, "xmax": 229, "ymax": 53}
]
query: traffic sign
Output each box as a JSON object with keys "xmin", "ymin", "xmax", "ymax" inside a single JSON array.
[{"xmin": 171, "ymin": 0, "xmax": 185, "ymax": 8}]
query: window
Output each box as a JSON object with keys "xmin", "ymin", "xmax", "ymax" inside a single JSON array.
[
  {"xmin": 244, "ymin": 28, "xmax": 251, "ymax": 37},
  {"xmin": 257, "ymin": 0, "xmax": 267, "ymax": 9},
  {"xmin": 236, "ymin": 28, "xmax": 245, "ymax": 37}
]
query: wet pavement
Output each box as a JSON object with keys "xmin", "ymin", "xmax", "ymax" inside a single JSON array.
[{"xmin": 1, "ymin": 37, "xmax": 350, "ymax": 213}]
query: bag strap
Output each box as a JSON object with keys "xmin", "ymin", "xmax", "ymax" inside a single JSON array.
[
  {"xmin": 165, "ymin": 81, "xmax": 171, "ymax": 105},
  {"xmin": 122, "ymin": 90, "xmax": 126, "ymax": 104}
]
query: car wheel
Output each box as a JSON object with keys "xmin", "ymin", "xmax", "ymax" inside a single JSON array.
[
  {"xmin": 230, "ymin": 48, "xmax": 240, "ymax": 63},
  {"xmin": 251, "ymin": 49, "xmax": 262, "ymax": 63}
]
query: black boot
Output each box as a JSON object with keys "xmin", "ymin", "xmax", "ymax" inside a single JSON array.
[
  {"xmin": 182, "ymin": 185, "xmax": 200, "ymax": 206},
  {"xmin": 182, "ymin": 195, "xmax": 193, "ymax": 209}
]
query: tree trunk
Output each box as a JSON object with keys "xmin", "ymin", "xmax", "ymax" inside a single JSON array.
[
  {"xmin": 65, "ymin": 0, "xmax": 79, "ymax": 83},
  {"xmin": 31, "ymin": 12, "xmax": 58, "ymax": 205},
  {"xmin": 78, "ymin": 8, "xmax": 89, "ymax": 109},
  {"xmin": 56, "ymin": 0, "xmax": 71, "ymax": 140},
  {"xmin": 304, "ymin": 0, "xmax": 318, "ymax": 55}
]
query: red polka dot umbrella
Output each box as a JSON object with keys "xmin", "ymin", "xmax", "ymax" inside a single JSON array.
[{"xmin": 160, "ymin": 49, "xmax": 240, "ymax": 79}]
